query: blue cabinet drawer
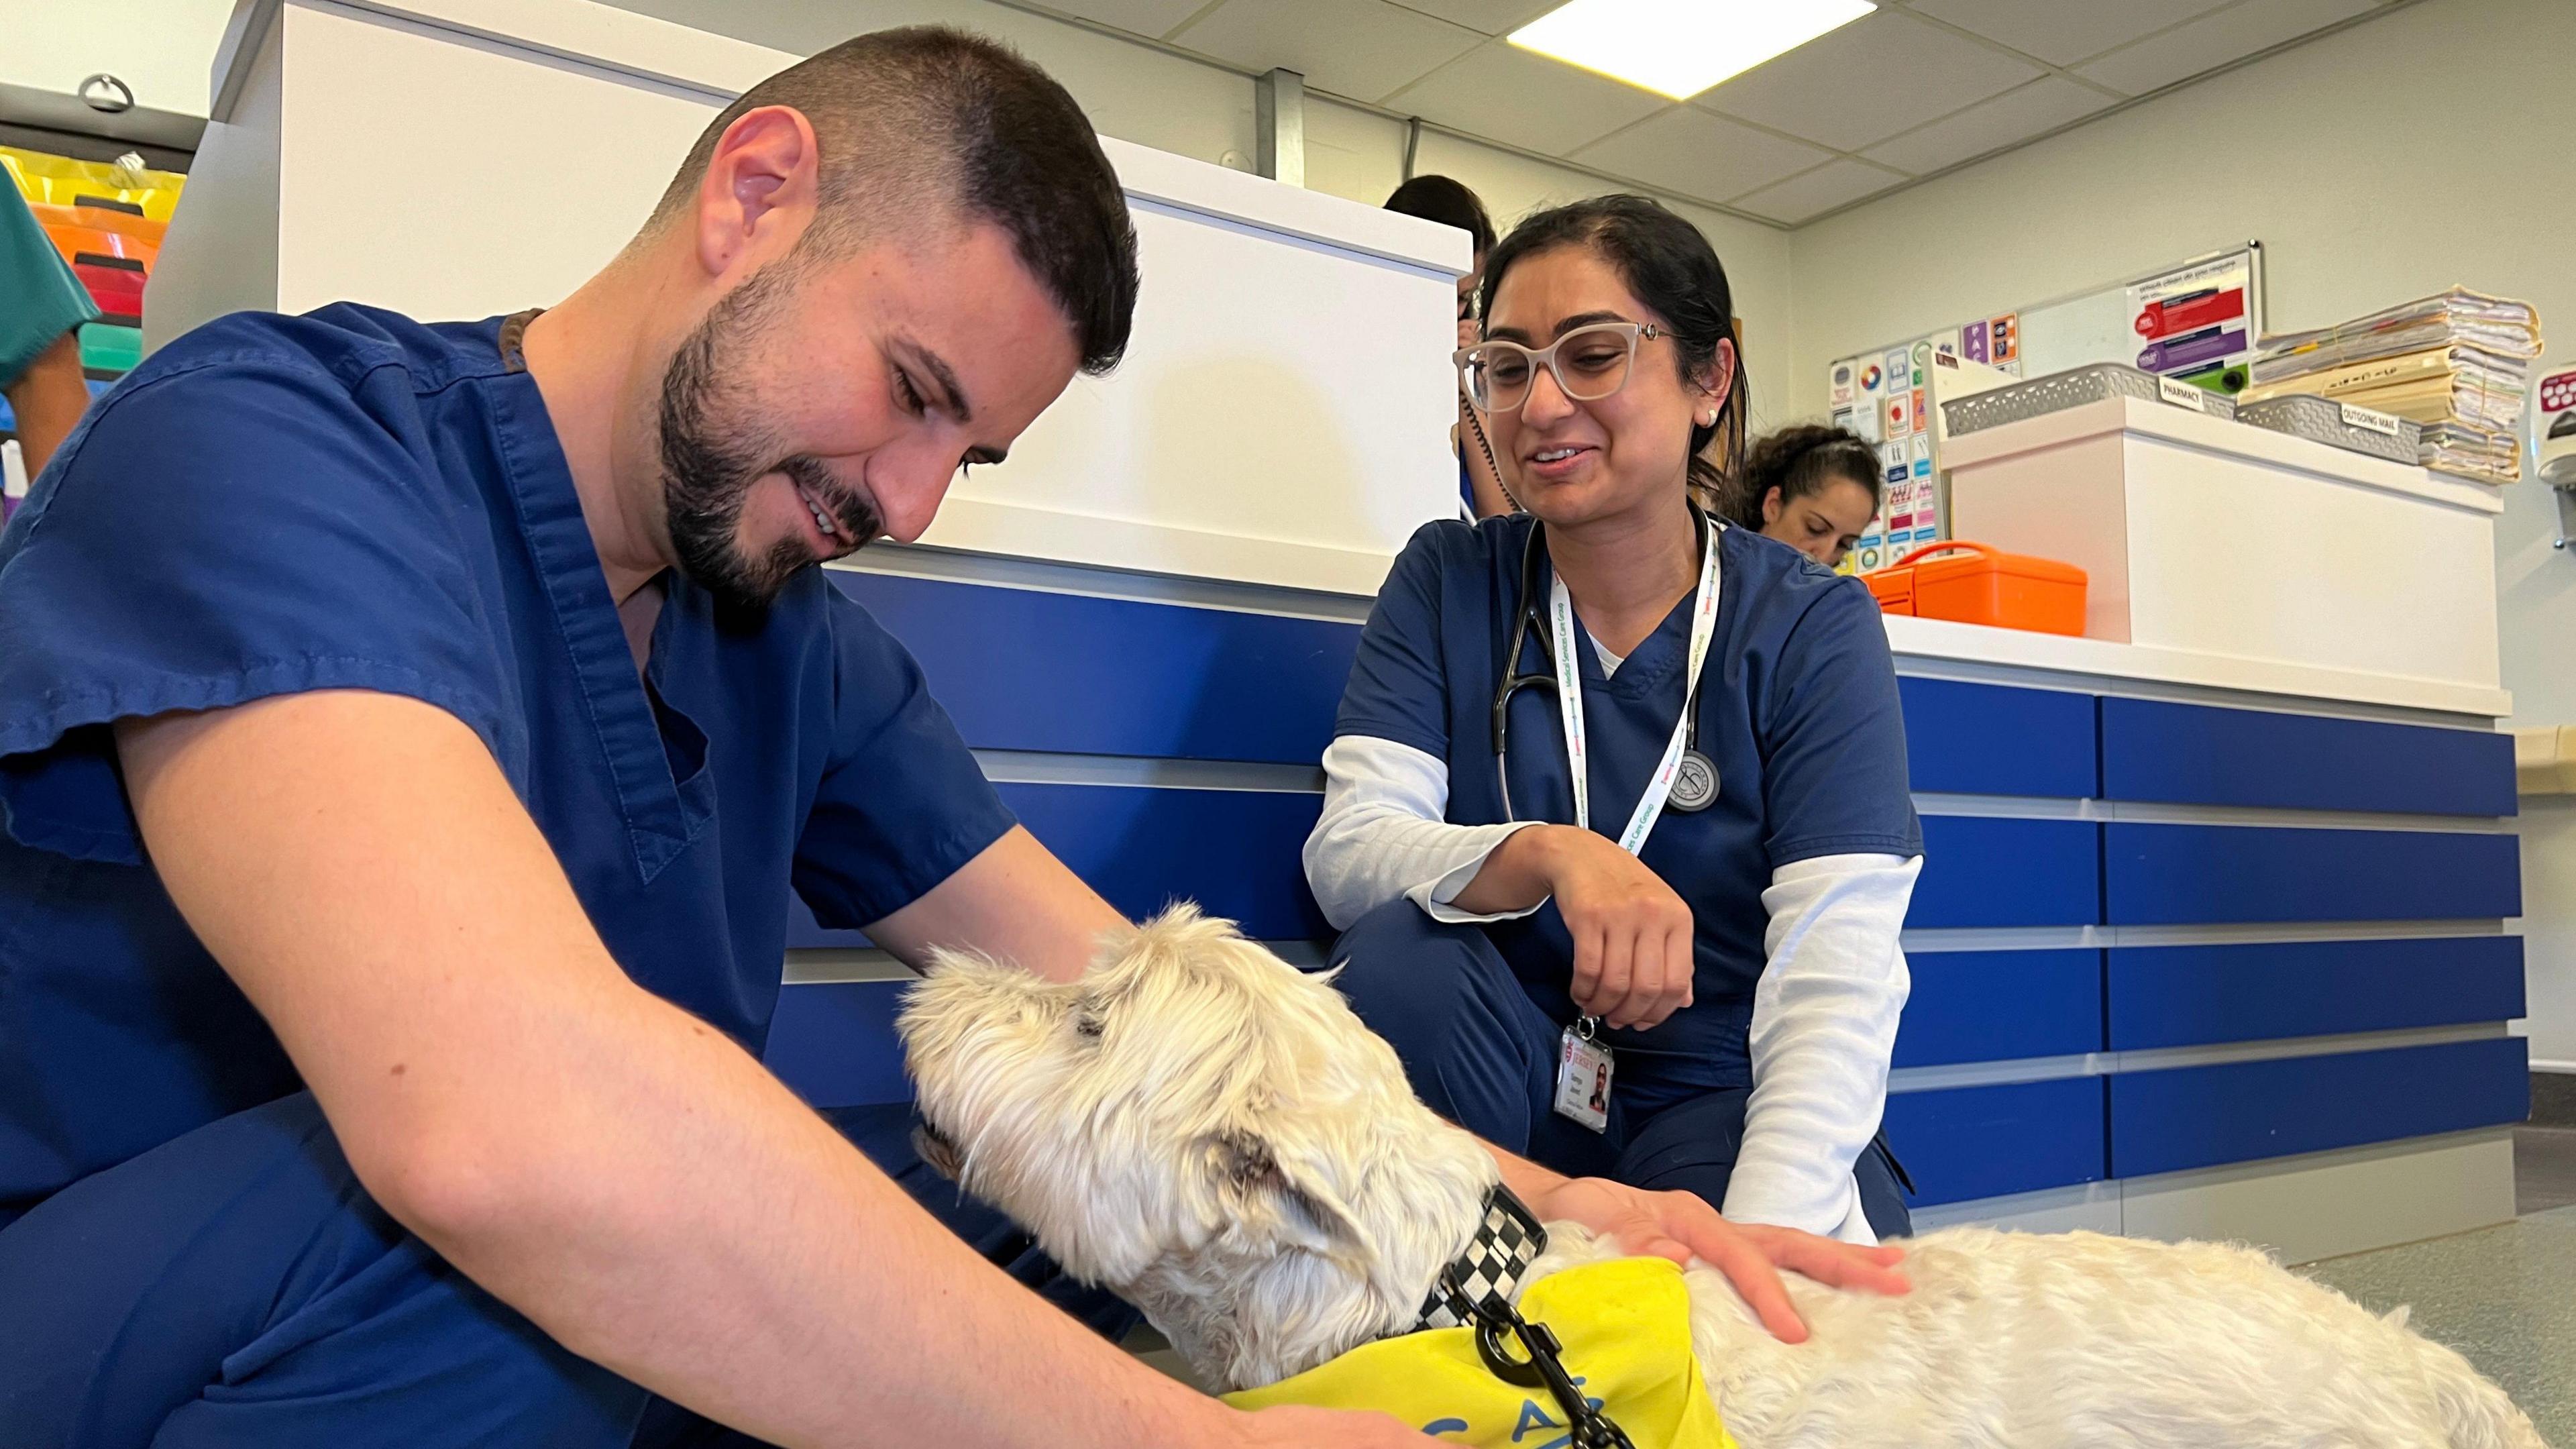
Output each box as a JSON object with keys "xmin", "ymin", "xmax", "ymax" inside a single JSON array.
[
  {"xmin": 1884, "ymin": 1077, "xmax": 2108, "ymax": 1206},
  {"xmin": 794, "ymin": 782, "xmax": 1328, "ymax": 947},
  {"xmin": 2107, "ymin": 1037, "xmax": 2529, "ymax": 1177},
  {"xmin": 1898, "ymin": 678, "xmax": 2096, "ymax": 799},
  {"xmin": 2098, "ymin": 698, "xmax": 2513, "ymax": 817},
  {"xmin": 2107, "ymin": 936, "xmax": 2526, "ymax": 1050},
  {"xmin": 1895, "ymin": 949, "xmax": 2103, "ymax": 1067},
  {"xmin": 833, "ymin": 572, "xmax": 1360, "ymax": 765},
  {"xmin": 1909, "ymin": 816, "xmax": 2100, "ymax": 928},
  {"xmin": 2100, "ymin": 824, "xmax": 2518, "ymax": 925}
]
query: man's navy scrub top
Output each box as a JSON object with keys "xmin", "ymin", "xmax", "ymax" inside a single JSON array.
[
  {"xmin": 1335, "ymin": 515, "xmax": 1921, "ymax": 1079},
  {"xmin": 0, "ymin": 304, "xmax": 1013, "ymax": 1225}
]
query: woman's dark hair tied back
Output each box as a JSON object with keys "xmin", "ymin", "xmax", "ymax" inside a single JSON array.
[
  {"xmin": 1724, "ymin": 423, "xmax": 1884, "ymax": 533},
  {"xmin": 1477, "ymin": 193, "xmax": 1748, "ymax": 508},
  {"xmin": 1383, "ymin": 175, "xmax": 1497, "ymax": 256}
]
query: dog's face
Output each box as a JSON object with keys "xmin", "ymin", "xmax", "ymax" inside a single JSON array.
[{"xmin": 898, "ymin": 907, "xmax": 1497, "ymax": 1389}]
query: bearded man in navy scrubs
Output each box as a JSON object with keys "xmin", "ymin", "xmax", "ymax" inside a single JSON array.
[{"xmin": 0, "ymin": 27, "xmax": 1902, "ymax": 1448}]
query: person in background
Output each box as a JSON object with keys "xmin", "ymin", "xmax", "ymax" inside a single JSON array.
[
  {"xmin": 1724, "ymin": 423, "xmax": 1883, "ymax": 570},
  {"xmin": 0, "ymin": 178, "xmax": 98, "ymax": 482},
  {"xmin": 1383, "ymin": 174, "xmax": 1512, "ymax": 519}
]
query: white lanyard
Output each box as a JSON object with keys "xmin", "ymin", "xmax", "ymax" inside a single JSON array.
[{"xmin": 1546, "ymin": 523, "xmax": 1719, "ymax": 857}]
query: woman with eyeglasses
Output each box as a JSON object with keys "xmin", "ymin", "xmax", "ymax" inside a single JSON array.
[{"xmin": 1305, "ymin": 195, "xmax": 1923, "ymax": 1244}]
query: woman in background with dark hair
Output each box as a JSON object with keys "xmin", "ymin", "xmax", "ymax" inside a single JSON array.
[
  {"xmin": 1307, "ymin": 195, "xmax": 1922, "ymax": 1244},
  {"xmin": 1727, "ymin": 424, "xmax": 1884, "ymax": 569},
  {"xmin": 1385, "ymin": 175, "xmax": 1514, "ymax": 519}
]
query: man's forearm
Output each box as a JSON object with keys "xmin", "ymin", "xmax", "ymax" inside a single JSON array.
[{"xmin": 425, "ymin": 975, "xmax": 1224, "ymax": 1449}]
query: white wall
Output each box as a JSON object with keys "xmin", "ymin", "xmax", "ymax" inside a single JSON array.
[
  {"xmin": 1785, "ymin": 0, "xmax": 2576, "ymax": 1072},
  {"xmin": 589, "ymin": 0, "xmax": 1799, "ymax": 434}
]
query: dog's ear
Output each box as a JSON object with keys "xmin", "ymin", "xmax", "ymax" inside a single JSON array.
[{"xmin": 1214, "ymin": 1131, "xmax": 1363, "ymax": 1260}]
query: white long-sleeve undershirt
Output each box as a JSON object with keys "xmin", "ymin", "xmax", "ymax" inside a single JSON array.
[{"xmin": 1301, "ymin": 733, "xmax": 1917, "ymax": 1242}]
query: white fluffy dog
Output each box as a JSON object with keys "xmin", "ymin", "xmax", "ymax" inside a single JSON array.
[{"xmin": 897, "ymin": 907, "xmax": 2547, "ymax": 1449}]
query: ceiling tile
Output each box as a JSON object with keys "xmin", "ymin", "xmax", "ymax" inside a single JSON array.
[
  {"xmin": 1859, "ymin": 75, "xmax": 2114, "ymax": 175},
  {"xmin": 1030, "ymin": 0, "xmax": 1220, "ymax": 40},
  {"xmin": 1905, "ymin": 0, "xmax": 2238, "ymax": 66},
  {"xmin": 2075, "ymin": 0, "xmax": 2378, "ymax": 97},
  {"xmin": 1383, "ymin": 40, "xmax": 1670, "ymax": 154},
  {"xmin": 1381, "ymin": 0, "xmax": 1561, "ymax": 36},
  {"xmin": 1728, "ymin": 158, "xmax": 1908, "ymax": 223},
  {"xmin": 1172, "ymin": 0, "xmax": 1483, "ymax": 102},
  {"xmin": 1695, "ymin": 9, "xmax": 2041, "ymax": 152},
  {"xmin": 1571, "ymin": 106, "xmax": 1833, "ymax": 203}
]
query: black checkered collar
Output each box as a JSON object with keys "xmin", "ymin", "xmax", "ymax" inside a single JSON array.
[{"xmin": 1409, "ymin": 1183, "xmax": 1548, "ymax": 1334}]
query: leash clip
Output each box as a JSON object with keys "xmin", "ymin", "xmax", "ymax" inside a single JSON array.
[{"xmin": 1436, "ymin": 1268, "xmax": 1637, "ymax": 1449}]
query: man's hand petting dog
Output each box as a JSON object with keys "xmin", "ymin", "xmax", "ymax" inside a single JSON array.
[{"xmin": 1527, "ymin": 1174, "xmax": 1911, "ymax": 1343}]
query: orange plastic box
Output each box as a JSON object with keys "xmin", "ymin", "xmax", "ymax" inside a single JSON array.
[
  {"xmin": 1863, "ymin": 566, "xmax": 1915, "ymax": 615},
  {"xmin": 1886, "ymin": 541, "xmax": 2086, "ymax": 636}
]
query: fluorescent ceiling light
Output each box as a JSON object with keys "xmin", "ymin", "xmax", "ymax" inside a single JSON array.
[{"xmin": 1509, "ymin": 0, "xmax": 1875, "ymax": 101}]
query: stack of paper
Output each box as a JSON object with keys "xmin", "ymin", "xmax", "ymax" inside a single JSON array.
[{"xmin": 2247, "ymin": 288, "xmax": 2543, "ymax": 483}]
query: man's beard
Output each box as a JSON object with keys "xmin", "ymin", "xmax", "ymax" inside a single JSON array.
[{"xmin": 656, "ymin": 261, "xmax": 883, "ymax": 613}]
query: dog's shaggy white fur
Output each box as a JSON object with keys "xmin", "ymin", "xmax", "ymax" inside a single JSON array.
[{"xmin": 898, "ymin": 907, "xmax": 2548, "ymax": 1449}]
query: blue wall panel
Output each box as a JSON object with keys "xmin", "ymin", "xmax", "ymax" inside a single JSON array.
[
  {"xmin": 2100, "ymin": 824, "xmax": 2519, "ymax": 925},
  {"xmin": 763, "ymin": 979, "xmax": 911, "ymax": 1109},
  {"xmin": 1882, "ymin": 1077, "xmax": 2107, "ymax": 1205},
  {"xmin": 831, "ymin": 572, "xmax": 1360, "ymax": 765},
  {"xmin": 2107, "ymin": 936, "xmax": 2527, "ymax": 1051},
  {"xmin": 1907, "ymin": 816, "xmax": 2100, "ymax": 928},
  {"xmin": 1895, "ymin": 949, "xmax": 2104, "ymax": 1068},
  {"xmin": 2099, "ymin": 698, "xmax": 2514, "ymax": 818},
  {"xmin": 792, "ymin": 782, "xmax": 1328, "ymax": 948},
  {"xmin": 1898, "ymin": 678, "xmax": 2096, "ymax": 799},
  {"xmin": 2108, "ymin": 1037, "xmax": 2530, "ymax": 1177}
]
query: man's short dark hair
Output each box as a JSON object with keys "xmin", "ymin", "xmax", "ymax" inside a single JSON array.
[
  {"xmin": 1383, "ymin": 175, "xmax": 1495, "ymax": 256},
  {"xmin": 651, "ymin": 27, "xmax": 1140, "ymax": 375}
]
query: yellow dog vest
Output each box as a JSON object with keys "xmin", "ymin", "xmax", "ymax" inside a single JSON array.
[{"xmin": 1224, "ymin": 1258, "xmax": 1736, "ymax": 1449}]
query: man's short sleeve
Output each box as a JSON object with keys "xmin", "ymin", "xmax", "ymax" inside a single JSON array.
[
  {"xmin": 1332, "ymin": 522, "xmax": 1456, "ymax": 761},
  {"xmin": 1760, "ymin": 581, "xmax": 1923, "ymax": 867},
  {"xmin": 0, "ymin": 356, "xmax": 509, "ymax": 864},
  {"xmin": 0, "ymin": 185, "xmax": 97, "ymax": 387},
  {"xmin": 791, "ymin": 590, "xmax": 1015, "ymax": 929}
]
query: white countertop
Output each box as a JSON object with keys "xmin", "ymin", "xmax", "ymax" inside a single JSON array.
[{"xmin": 1883, "ymin": 614, "xmax": 2510, "ymax": 720}]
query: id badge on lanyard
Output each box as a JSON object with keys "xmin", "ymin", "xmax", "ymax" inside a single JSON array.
[{"xmin": 1545, "ymin": 521, "xmax": 1720, "ymax": 1132}]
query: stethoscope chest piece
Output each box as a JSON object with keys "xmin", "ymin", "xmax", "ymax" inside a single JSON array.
[{"xmin": 1666, "ymin": 749, "xmax": 1719, "ymax": 812}]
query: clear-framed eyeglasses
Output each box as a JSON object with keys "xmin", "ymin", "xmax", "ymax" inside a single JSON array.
[{"xmin": 1452, "ymin": 321, "xmax": 1664, "ymax": 415}]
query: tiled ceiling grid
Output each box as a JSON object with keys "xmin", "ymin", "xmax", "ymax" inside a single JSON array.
[{"xmin": 1010, "ymin": 0, "xmax": 2413, "ymax": 225}]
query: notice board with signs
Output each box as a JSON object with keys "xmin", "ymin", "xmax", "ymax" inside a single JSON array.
[
  {"xmin": 1822, "ymin": 243, "xmax": 2269, "ymax": 576},
  {"xmin": 2018, "ymin": 243, "xmax": 2266, "ymax": 392}
]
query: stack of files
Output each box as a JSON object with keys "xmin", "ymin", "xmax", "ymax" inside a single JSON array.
[{"xmin": 2247, "ymin": 288, "xmax": 2542, "ymax": 483}]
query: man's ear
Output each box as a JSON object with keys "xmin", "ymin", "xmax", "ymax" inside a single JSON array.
[
  {"xmin": 692, "ymin": 103, "xmax": 821, "ymax": 280},
  {"xmin": 1214, "ymin": 1132, "xmax": 1363, "ymax": 1260}
]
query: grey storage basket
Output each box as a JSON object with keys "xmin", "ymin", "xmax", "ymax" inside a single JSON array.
[
  {"xmin": 1941, "ymin": 362, "xmax": 2238, "ymax": 437},
  {"xmin": 2233, "ymin": 394, "xmax": 2422, "ymax": 465}
]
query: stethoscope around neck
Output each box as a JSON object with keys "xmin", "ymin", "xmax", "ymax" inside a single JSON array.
[{"xmin": 1491, "ymin": 504, "xmax": 1720, "ymax": 824}]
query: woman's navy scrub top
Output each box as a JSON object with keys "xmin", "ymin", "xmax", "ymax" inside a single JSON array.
[
  {"xmin": 1336, "ymin": 515, "xmax": 1923, "ymax": 1089},
  {"xmin": 0, "ymin": 304, "xmax": 1012, "ymax": 1226}
]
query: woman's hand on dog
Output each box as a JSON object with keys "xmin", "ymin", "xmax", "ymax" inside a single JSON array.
[
  {"xmin": 1521, "ymin": 825, "xmax": 1697, "ymax": 1030},
  {"xmin": 1534, "ymin": 1175, "xmax": 1911, "ymax": 1342}
]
